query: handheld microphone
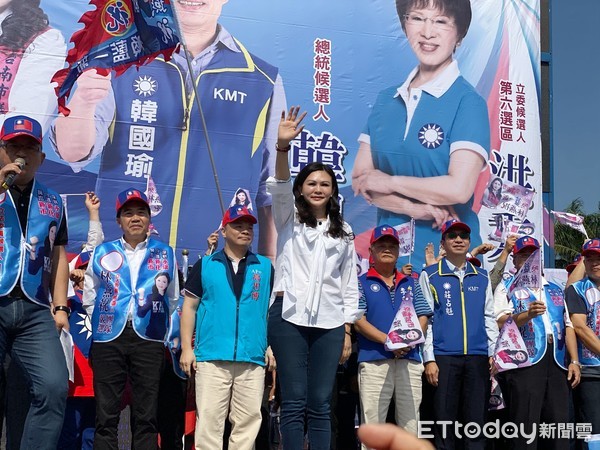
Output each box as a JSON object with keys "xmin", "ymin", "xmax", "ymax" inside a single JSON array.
[{"xmin": 1, "ymin": 157, "xmax": 25, "ymax": 190}]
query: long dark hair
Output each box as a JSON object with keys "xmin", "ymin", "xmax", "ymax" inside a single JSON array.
[
  {"xmin": 0, "ymin": 1, "xmax": 49, "ymax": 52},
  {"xmin": 151, "ymin": 271, "xmax": 171, "ymax": 295},
  {"xmin": 488, "ymin": 177, "xmax": 503, "ymax": 197},
  {"xmin": 43, "ymin": 220, "xmax": 58, "ymax": 252},
  {"xmin": 292, "ymin": 162, "xmax": 349, "ymax": 239}
]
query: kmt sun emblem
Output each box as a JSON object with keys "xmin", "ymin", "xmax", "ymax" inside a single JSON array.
[
  {"xmin": 418, "ymin": 123, "xmax": 445, "ymax": 149},
  {"xmin": 102, "ymin": 0, "xmax": 133, "ymax": 37}
]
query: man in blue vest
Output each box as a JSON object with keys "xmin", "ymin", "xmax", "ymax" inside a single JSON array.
[
  {"xmin": 420, "ymin": 219, "xmax": 497, "ymax": 450},
  {"xmin": 355, "ymin": 224, "xmax": 431, "ymax": 439},
  {"xmin": 179, "ymin": 204, "xmax": 274, "ymax": 450},
  {"xmin": 52, "ymin": 0, "xmax": 286, "ymax": 260},
  {"xmin": 0, "ymin": 115, "xmax": 70, "ymax": 448},
  {"xmin": 565, "ymin": 239, "xmax": 600, "ymax": 442},
  {"xmin": 83, "ymin": 188, "xmax": 179, "ymax": 450},
  {"xmin": 494, "ymin": 236, "xmax": 580, "ymax": 450}
]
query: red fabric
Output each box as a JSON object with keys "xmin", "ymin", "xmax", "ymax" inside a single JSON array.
[{"xmin": 69, "ymin": 345, "xmax": 94, "ymax": 397}]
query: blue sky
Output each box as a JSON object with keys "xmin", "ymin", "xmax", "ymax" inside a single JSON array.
[{"xmin": 552, "ymin": 0, "xmax": 600, "ymax": 213}]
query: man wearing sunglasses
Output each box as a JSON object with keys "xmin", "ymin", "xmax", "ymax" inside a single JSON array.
[{"xmin": 420, "ymin": 219, "xmax": 497, "ymax": 449}]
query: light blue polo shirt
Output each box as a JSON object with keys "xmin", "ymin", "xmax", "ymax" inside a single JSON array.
[{"xmin": 359, "ymin": 61, "xmax": 490, "ymax": 268}]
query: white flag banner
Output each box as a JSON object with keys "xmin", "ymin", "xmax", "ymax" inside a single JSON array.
[
  {"xmin": 551, "ymin": 210, "xmax": 589, "ymax": 238},
  {"xmin": 508, "ymin": 249, "xmax": 542, "ymax": 295}
]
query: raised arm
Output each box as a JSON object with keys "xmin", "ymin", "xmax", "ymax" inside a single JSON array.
[{"xmin": 53, "ymin": 69, "xmax": 112, "ymax": 163}]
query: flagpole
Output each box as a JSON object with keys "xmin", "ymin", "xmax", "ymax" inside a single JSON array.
[{"xmin": 171, "ymin": 9, "xmax": 226, "ymax": 216}]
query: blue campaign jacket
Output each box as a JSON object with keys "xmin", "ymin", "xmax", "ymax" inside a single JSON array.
[
  {"xmin": 0, "ymin": 180, "xmax": 64, "ymax": 306},
  {"xmin": 572, "ymin": 278, "xmax": 600, "ymax": 367},
  {"xmin": 424, "ymin": 259, "xmax": 489, "ymax": 356},
  {"xmin": 195, "ymin": 250, "xmax": 272, "ymax": 366},
  {"xmin": 95, "ymin": 40, "xmax": 279, "ymax": 252},
  {"xmin": 358, "ymin": 268, "xmax": 423, "ymax": 363},
  {"xmin": 90, "ymin": 238, "xmax": 176, "ymax": 343},
  {"xmin": 504, "ymin": 277, "xmax": 568, "ymax": 369}
]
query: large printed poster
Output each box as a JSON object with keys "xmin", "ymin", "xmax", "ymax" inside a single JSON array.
[{"xmin": 11, "ymin": 0, "xmax": 541, "ymax": 267}]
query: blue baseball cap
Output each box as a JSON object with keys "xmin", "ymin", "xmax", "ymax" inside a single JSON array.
[
  {"xmin": 582, "ymin": 239, "xmax": 600, "ymax": 257},
  {"xmin": 0, "ymin": 115, "xmax": 43, "ymax": 144},
  {"xmin": 115, "ymin": 188, "xmax": 149, "ymax": 215},
  {"xmin": 222, "ymin": 205, "xmax": 257, "ymax": 227},
  {"xmin": 513, "ymin": 236, "xmax": 540, "ymax": 255},
  {"xmin": 370, "ymin": 225, "xmax": 400, "ymax": 244},
  {"xmin": 441, "ymin": 219, "xmax": 471, "ymax": 235}
]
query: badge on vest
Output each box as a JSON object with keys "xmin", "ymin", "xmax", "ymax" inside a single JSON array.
[
  {"xmin": 133, "ymin": 75, "xmax": 157, "ymax": 97},
  {"xmin": 418, "ymin": 123, "xmax": 445, "ymax": 149},
  {"xmin": 213, "ymin": 88, "xmax": 248, "ymax": 104}
]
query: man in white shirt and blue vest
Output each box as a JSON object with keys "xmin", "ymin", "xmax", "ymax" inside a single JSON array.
[
  {"xmin": 83, "ymin": 188, "xmax": 179, "ymax": 450},
  {"xmin": 494, "ymin": 236, "xmax": 580, "ymax": 450},
  {"xmin": 565, "ymin": 239, "xmax": 600, "ymax": 444},
  {"xmin": 0, "ymin": 115, "xmax": 70, "ymax": 449},
  {"xmin": 420, "ymin": 219, "xmax": 497, "ymax": 450}
]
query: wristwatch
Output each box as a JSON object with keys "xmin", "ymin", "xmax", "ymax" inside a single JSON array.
[
  {"xmin": 53, "ymin": 305, "xmax": 71, "ymax": 318},
  {"xmin": 570, "ymin": 360, "xmax": 582, "ymax": 367}
]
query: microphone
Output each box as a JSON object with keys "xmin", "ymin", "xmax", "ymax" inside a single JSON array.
[{"xmin": 1, "ymin": 157, "xmax": 25, "ymax": 190}]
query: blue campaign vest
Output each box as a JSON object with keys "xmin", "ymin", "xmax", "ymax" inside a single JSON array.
[
  {"xmin": 572, "ymin": 278, "xmax": 600, "ymax": 367},
  {"xmin": 504, "ymin": 277, "xmax": 568, "ymax": 369},
  {"xmin": 0, "ymin": 180, "xmax": 64, "ymax": 306},
  {"xmin": 95, "ymin": 41, "xmax": 279, "ymax": 253},
  {"xmin": 196, "ymin": 250, "xmax": 272, "ymax": 366},
  {"xmin": 90, "ymin": 238, "xmax": 176, "ymax": 343},
  {"xmin": 357, "ymin": 268, "xmax": 422, "ymax": 363},
  {"xmin": 424, "ymin": 259, "xmax": 490, "ymax": 356}
]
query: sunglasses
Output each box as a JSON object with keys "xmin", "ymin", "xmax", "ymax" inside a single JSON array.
[{"xmin": 445, "ymin": 231, "xmax": 470, "ymax": 240}]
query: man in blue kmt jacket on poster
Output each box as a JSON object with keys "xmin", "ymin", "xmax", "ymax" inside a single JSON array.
[{"xmin": 52, "ymin": 0, "xmax": 286, "ymax": 259}]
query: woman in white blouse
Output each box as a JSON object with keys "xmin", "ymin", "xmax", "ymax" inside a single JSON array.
[{"xmin": 267, "ymin": 106, "xmax": 361, "ymax": 450}]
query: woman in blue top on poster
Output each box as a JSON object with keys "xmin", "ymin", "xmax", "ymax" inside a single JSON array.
[{"xmin": 352, "ymin": 0, "xmax": 490, "ymax": 268}]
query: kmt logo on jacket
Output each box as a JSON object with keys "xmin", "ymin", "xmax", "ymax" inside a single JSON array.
[{"xmin": 102, "ymin": 0, "xmax": 133, "ymax": 37}]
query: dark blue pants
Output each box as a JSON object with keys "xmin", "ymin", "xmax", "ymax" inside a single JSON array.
[
  {"xmin": 268, "ymin": 298, "xmax": 344, "ymax": 450},
  {"xmin": 58, "ymin": 397, "xmax": 96, "ymax": 450},
  {"xmin": 498, "ymin": 349, "xmax": 569, "ymax": 450},
  {"xmin": 433, "ymin": 355, "xmax": 490, "ymax": 450},
  {"xmin": 573, "ymin": 376, "xmax": 600, "ymax": 449},
  {"xmin": 0, "ymin": 297, "xmax": 68, "ymax": 450}
]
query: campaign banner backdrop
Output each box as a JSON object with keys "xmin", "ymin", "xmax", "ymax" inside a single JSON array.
[{"xmin": 4, "ymin": 1, "xmax": 541, "ymax": 266}]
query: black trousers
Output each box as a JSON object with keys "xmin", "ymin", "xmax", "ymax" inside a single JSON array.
[
  {"xmin": 91, "ymin": 326, "xmax": 164, "ymax": 450},
  {"xmin": 157, "ymin": 350, "xmax": 187, "ymax": 450},
  {"xmin": 433, "ymin": 355, "xmax": 491, "ymax": 450},
  {"xmin": 498, "ymin": 349, "xmax": 569, "ymax": 450}
]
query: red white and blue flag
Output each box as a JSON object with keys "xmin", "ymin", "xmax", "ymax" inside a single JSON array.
[
  {"xmin": 52, "ymin": 0, "xmax": 180, "ymax": 115},
  {"xmin": 14, "ymin": 119, "xmax": 33, "ymax": 131}
]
